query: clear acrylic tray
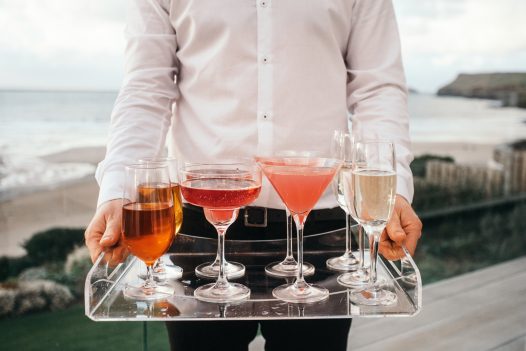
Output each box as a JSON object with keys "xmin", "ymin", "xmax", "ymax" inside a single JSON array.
[{"xmin": 85, "ymin": 228, "xmax": 422, "ymax": 321}]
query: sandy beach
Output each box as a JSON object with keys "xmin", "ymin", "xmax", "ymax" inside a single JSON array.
[
  {"xmin": 0, "ymin": 147, "xmax": 104, "ymax": 257},
  {"xmin": 0, "ymin": 142, "xmax": 498, "ymax": 257}
]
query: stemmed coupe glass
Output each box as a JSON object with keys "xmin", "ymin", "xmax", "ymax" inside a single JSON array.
[
  {"xmin": 326, "ymin": 131, "xmax": 359, "ymax": 271},
  {"xmin": 138, "ymin": 157, "xmax": 184, "ymax": 283},
  {"xmin": 257, "ymin": 153, "xmax": 342, "ymax": 303},
  {"xmin": 179, "ymin": 162, "xmax": 261, "ymax": 303},
  {"xmin": 261, "ymin": 151, "xmax": 315, "ymax": 278},
  {"xmin": 347, "ymin": 140, "xmax": 398, "ymax": 306},
  {"xmin": 121, "ymin": 163, "xmax": 176, "ymax": 300}
]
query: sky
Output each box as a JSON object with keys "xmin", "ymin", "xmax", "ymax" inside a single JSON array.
[{"xmin": 0, "ymin": 0, "xmax": 525, "ymax": 93}]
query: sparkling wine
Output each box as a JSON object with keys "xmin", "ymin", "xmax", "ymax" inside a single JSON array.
[
  {"xmin": 122, "ymin": 202, "xmax": 175, "ymax": 266},
  {"xmin": 351, "ymin": 169, "xmax": 396, "ymax": 226}
]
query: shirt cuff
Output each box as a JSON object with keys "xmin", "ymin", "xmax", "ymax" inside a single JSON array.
[
  {"xmin": 97, "ymin": 170, "xmax": 125, "ymax": 208},
  {"xmin": 396, "ymin": 174, "xmax": 414, "ymax": 204}
]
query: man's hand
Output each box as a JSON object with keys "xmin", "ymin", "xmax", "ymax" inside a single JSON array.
[
  {"xmin": 379, "ymin": 195, "xmax": 422, "ymax": 260},
  {"xmin": 85, "ymin": 199, "xmax": 128, "ymax": 265}
]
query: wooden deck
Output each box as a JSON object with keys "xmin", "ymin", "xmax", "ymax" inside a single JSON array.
[{"xmin": 249, "ymin": 256, "xmax": 526, "ymax": 351}]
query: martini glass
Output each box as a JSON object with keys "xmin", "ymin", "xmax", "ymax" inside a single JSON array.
[
  {"xmin": 348, "ymin": 140, "xmax": 398, "ymax": 306},
  {"xmin": 179, "ymin": 162, "xmax": 261, "ymax": 303},
  {"xmin": 258, "ymin": 152, "xmax": 315, "ymax": 278},
  {"xmin": 326, "ymin": 131, "xmax": 359, "ymax": 271},
  {"xmin": 258, "ymin": 156, "xmax": 341, "ymax": 303}
]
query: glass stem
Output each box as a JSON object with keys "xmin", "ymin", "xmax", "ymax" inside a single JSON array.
[
  {"xmin": 344, "ymin": 213, "xmax": 351, "ymax": 256},
  {"xmin": 293, "ymin": 216, "xmax": 307, "ymax": 289},
  {"xmin": 358, "ymin": 225, "xmax": 365, "ymax": 269},
  {"xmin": 285, "ymin": 208, "xmax": 294, "ymax": 261},
  {"xmin": 368, "ymin": 230, "xmax": 381, "ymax": 286},
  {"xmin": 144, "ymin": 264, "xmax": 156, "ymax": 292},
  {"xmin": 216, "ymin": 228, "xmax": 228, "ymax": 287}
]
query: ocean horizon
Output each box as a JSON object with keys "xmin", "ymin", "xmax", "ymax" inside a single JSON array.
[{"xmin": 1, "ymin": 90, "xmax": 526, "ymax": 197}]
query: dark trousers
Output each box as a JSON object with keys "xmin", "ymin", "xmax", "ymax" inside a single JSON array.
[{"xmin": 166, "ymin": 206, "xmax": 352, "ymax": 351}]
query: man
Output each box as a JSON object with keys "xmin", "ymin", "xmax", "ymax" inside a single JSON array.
[{"xmin": 85, "ymin": 0, "xmax": 422, "ymax": 350}]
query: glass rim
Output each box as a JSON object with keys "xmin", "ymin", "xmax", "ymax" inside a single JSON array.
[
  {"xmin": 180, "ymin": 161, "xmax": 260, "ymax": 176},
  {"xmin": 138, "ymin": 156, "xmax": 178, "ymax": 163},
  {"xmin": 125, "ymin": 162, "xmax": 170, "ymax": 170},
  {"xmin": 353, "ymin": 139, "xmax": 395, "ymax": 146}
]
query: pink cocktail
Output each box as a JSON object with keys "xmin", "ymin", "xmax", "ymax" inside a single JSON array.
[
  {"xmin": 180, "ymin": 163, "xmax": 261, "ymax": 303},
  {"xmin": 258, "ymin": 156, "xmax": 341, "ymax": 303}
]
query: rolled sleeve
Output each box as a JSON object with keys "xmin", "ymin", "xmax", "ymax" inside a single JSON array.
[
  {"xmin": 95, "ymin": 0, "xmax": 178, "ymax": 207},
  {"xmin": 346, "ymin": 0, "xmax": 414, "ymax": 203}
]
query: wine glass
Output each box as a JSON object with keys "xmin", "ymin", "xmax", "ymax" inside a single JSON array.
[
  {"xmin": 139, "ymin": 157, "xmax": 184, "ymax": 283},
  {"xmin": 122, "ymin": 163, "xmax": 176, "ymax": 300},
  {"xmin": 336, "ymin": 134, "xmax": 370, "ymax": 287},
  {"xmin": 260, "ymin": 151, "xmax": 315, "ymax": 278},
  {"xmin": 326, "ymin": 131, "xmax": 359, "ymax": 271},
  {"xmin": 179, "ymin": 162, "xmax": 261, "ymax": 303},
  {"xmin": 347, "ymin": 140, "xmax": 398, "ymax": 306},
  {"xmin": 257, "ymin": 154, "xmax": 342, "ymax": 303}
]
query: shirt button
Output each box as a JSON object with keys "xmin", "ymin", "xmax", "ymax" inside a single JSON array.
[
  {"xmin": 262, "ymin": 56, "xmax": 271, "ymax": 64},
  {"xmin": 260, "ymin": 0, "xmax": 267, "ymax": 7},
  {"xmin": 260, "ymin": 112, "xmax": 271, "ymax": 120}
]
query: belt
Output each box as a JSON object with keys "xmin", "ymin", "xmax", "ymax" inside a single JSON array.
[{"xmin": 182, "ymin": 203, "xmax": 344, "ymax": 228}]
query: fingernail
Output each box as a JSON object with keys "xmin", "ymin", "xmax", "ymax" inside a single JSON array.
[{"xmin": 100, "ymin": 236, "xmax": 110, "ymax": 244}]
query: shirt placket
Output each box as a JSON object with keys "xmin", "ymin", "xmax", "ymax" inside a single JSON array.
[{"xmin": 256, "ymin": 0, "xmax": 273, "ymax": 156}]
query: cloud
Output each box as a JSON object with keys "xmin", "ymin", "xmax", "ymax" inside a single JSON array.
[
  {"xmin": 394, "ymin": 0, "xmax": 526, "ymax": 92},
  {"xmin": 0, "ymin": 0, "xmax": 126, "ymax": 89},
  {"xmin": 0, "ymin": 0, "xmax": 525, "ymax": 92}
]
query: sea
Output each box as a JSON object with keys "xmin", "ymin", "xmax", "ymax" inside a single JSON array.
[{"xmin": 1, "ymin": 90, "xmax": 526, "ymax": 198}]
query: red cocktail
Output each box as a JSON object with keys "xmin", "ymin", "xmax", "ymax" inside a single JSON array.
[
  {"xmin": 258, "ymin": 156, "xmax": 341, "ymax": 303},
  {"xmin": 180, "ymin": 163, "xmax": 261, "ymax": 303}
]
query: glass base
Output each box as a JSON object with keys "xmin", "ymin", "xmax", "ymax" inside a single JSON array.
[
  {"xmin": 154, "ymin": 264, "xmax": 183, "ymax": 284},
  {"xmin": 349, "ymin": 286, "xmax": 398, "ymax": 306},
  {"xmin": 195, "ymin": 261, "xmax": 245, "ymax": 279},
  {"xmin": 265, "ymin": 260, "xmax": 315, "ymax": 278},
  {"xmin": 337, "ymin": 269, "xmax": 370, "ymax": 288},
  {"xmin": 272, "ymin": 282, "xmax": 329, "ymax": 304},
  {"xmin": 326, "ymin": 253, "xmax": 359, "ymax": 272},
  {"xmin": 123, "ymin": 281, "xmax": 174, "ymax": 301},
  {"xmin": 194, "ymin": 282, "xmax": 250, "ymax": 303}
]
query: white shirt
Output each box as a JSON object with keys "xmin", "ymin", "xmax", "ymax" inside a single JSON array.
[{"xmin": 96, "ymin": 0, "xmax": 414, "ymax": 209}]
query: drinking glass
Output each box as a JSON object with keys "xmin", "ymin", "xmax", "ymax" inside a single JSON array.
[
  {"xmin": 179, "ymin": 162, "xmax": 261, "ymax": 303},
  {"xmin": 122, "ymin": 163, "xmax": 176, "ymax": 300},
  {"xmin": 326, "ymin": 131, "xmax": 359, "ymax": 271},
  {"xmin": 348, "ymin": 140, "xmax": 398, "ymax": 306},
  {"xmin": 261, "ymin": 151, "xmax": 315, "ymax": 278},
  {"xmin": 264, "ymin": 208, "xmax": 314, "ymax": 277},
  {"xmin": 138, "ymin": 157, "xmax": 184, "ymax": 282},
  {"xmin": 257, "ymin": 155, "xmax": 342, "ymax": 303}
]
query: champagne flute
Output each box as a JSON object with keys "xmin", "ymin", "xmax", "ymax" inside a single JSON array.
[
  {"xmin": 348, "ymin": 140, "xmax": 398, "ymax": 306},
  {"xmin": 337, "ymin": 134, "xmax": 370, "ymax": 287},
  {"xmin": 122, "ymin": 163, "xmax": 176, "ymax": 300},
  {"xmin": 257, "ymin": 153, "xmax": 342, "ymax": 303},
  {"xmin": 139, "ymin": 157, "xmax": 183, "ymax": 282},
  {"xmin": 179, "ymin": 162, "xmax": 261, "ymax": 303},
  {"xmin": 326, "ymin": 131, "xmax": 359, "ymax": 271}
]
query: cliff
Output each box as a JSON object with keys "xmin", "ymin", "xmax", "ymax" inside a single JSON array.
[{"xmin": 437, "ymin": 73, "xmax": 526, "ymax": 108}]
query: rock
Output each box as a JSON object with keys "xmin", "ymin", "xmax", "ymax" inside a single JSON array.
[{"xmin": 437, "ymin": 73, "xmax": 526, "ymax": 108}]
